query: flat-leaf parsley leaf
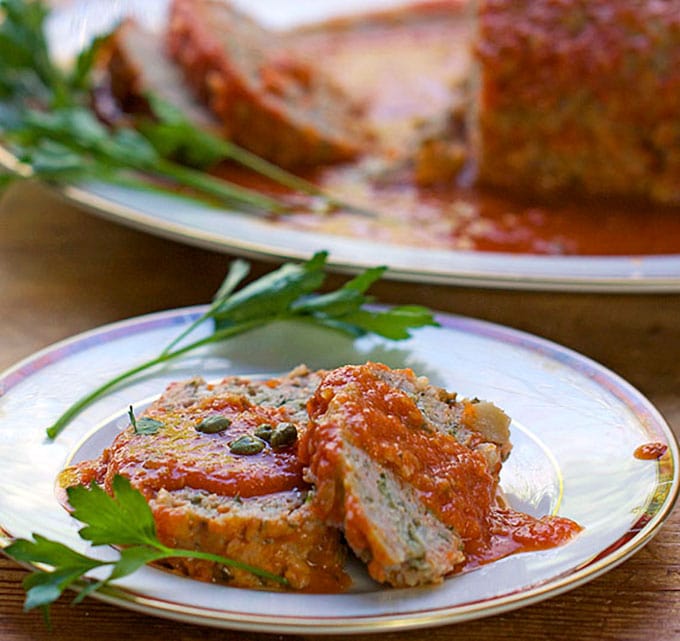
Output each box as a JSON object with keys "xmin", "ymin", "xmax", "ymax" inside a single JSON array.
[
  {"xmin": 127, "ymin": 406, "xmax": 164, "ymax": 435},
  {"xmin": 5, "ymin": 475, "xmax": 288, "ymax": 617},
  {"xmin": 46, "ymin": 252, "xmax": 437, "ymax": 438}
]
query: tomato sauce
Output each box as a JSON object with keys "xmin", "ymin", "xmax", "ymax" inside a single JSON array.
[
  {"xmin": 305, "ymin": 363, "xmax": 581, "ymax": 571},
  {"xmin": 91, "ymin": 386, "xmax": 309, "ymax": 500},
  {"xmin": 467, "ymin": 507, "xmax": 582, "ymax": 569},
  {"xmin": 634, "ymin": 442, "xmax": 668, "ymax": 460},
  {"xmin": 215, "ymin": 2, "xmax": 680, "ymax": 256}
]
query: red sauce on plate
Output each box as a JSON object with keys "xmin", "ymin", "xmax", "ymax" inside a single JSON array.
[
  {"xmin": 634, "ymin": 442, "xmax": 668, "ymax": 460},
  {"xmin": 468, "ymin": 507, "xmax": 582, "ymax": 569}
]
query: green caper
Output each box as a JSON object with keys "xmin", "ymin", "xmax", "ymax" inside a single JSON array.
[
  {"xmin": 253, "ymin": 423, "xmax": 274, "ymax": 441},
  {"xmin": 270, "ymin": 422, "xmax": 298, "ymax": 449},
  {"xmin": 229, "ymin": 434, "xmax": 266, "ymax": 455},
  {"xmin": 196, "ymin": 415, "xmax": 232, "ymax": 434}
]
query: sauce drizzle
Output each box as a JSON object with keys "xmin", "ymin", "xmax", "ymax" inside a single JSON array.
[
  {"xmin": 305, "ymin": 363, "xmax": 582, "ymax": 572},
  {"xmin": 634, "ymin": 442, "xmax": 668, "ymax": 460}
]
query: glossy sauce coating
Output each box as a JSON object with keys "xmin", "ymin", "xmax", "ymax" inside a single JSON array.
[
  {"xmin": 306, "ymin": 364, "xmax": 581, "ymax": 568},
  {"xmin": 634, "ymin": 442, "xmax": 668, "ymax": 461},
  {"xmin": 85, "ymin": 382, "xmax": 309, "ymax": 500}
]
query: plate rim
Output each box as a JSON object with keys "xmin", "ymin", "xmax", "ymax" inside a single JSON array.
[
  {"xmin": 56, "ymin": 182, "xmax": 680, "ymax": 293},
  {"xmin": 0, "ymin": 306, "xmax": 678, "ymax": 633}
]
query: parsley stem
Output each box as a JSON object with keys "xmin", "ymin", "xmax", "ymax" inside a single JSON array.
[
  {"xmin": 158, "ymin": 309, "xmax": 215, "ymax": 358},
  {"xmin": 215, "ymin": 141, "xmax": 377, "ymax": 216},
  {"xmin": 155, "ymin": 545, "xmax": 288, "ymax": 586},
  {"xmin": 219, "ymin": 140, "xmax": 323, "ymax": 197},
  {"xmin": 46, "ymin": 319, "xmax": 266, "ymax": 439},
  {"xmin": 45, "ymin": 355, "xmax": 170, "ymax": 439},
  {"xmin": 154, "ymin": 159, "xmax": 288, "ymax": 214}
]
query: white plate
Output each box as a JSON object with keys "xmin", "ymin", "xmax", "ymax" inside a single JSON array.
[
  {"xmin": 3, "ymin": 0, "xmax": 680, "ymax": 292},
  {"xmin": 0, "ymin": 307, "xmax": 677, "ymax": 633}
]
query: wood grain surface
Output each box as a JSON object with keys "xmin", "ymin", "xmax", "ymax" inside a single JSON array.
[{"xmin": 0, "ymin": 182, "xmax": 678, "ymax": 641}]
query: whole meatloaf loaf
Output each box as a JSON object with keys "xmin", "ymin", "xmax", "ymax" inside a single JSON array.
[
  {"xmin": 300, "ymin": 362, "xmax": 513, "ymax": 588},
  {"xmin": 59, "ymin": 366, "xmax": 349, "ymax": 592},
  {"xmin": 473, "ymin": 0, "xmax": 680, "ymax": 205},
  {"xmin": 166, "ymin": 0, "xmax": 372, "ymax": 168}
]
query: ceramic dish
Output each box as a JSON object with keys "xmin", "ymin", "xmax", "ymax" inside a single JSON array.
[
  {"xmin": 48, "ymin": 181, "xmax": 680, "ymax": 292},
  {"xmin": 2, "ymin": 0, "xmax": 679, "ymax": 292},
  {"xmin": 0, "ymin": 307, "xmax": 676, "ymax": 633}
]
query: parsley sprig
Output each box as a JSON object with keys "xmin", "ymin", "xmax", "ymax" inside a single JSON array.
[
  {"xmin": 6, "ymin": 475, "xmax": 288, "ymax": 621},
  {"xmin": 9, "ymin": 252, "xmax": 436, "ymax": 615},
  {"xmin": 0, "ymin": 0, "xmax": 374, "ymax": 216},
  {"xmin": 46, "ymin": 251, "xmax": 437, "ymax": 438}
]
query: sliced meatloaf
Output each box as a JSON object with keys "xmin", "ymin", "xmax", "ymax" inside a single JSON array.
[
  {"xmin": 150, "ymin": 487, "xmax": 347, "ymax": 591},
  {"xmin": 166, "ymin": 0, "xmax": 372, "ymax": 167},
  {"xmin": 61, "ymin": 366, "xmax": 349, "ymax": 592},
  {"xmin": 300, "ymin": 362, "xmax": 512, "ymax": 587},
  {"xmin": 473, "ymin": 0, "xmax": 680, "ymax": 205},
  {"xmin": 60, "ymin": 361, "xmax": 580, "ymax": 592},
  {"xmin": 101, "ymin": 19, "xmax": 219, "ymax": 131}
]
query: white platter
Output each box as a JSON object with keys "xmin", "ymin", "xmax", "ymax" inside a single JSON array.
[
  {"xmin": 2, "ymin": 0, "xmax": 679, "ymax": 292},
  {"xmin": 0, "ymin": 306, "xmax": 677, "ymax": 633}
]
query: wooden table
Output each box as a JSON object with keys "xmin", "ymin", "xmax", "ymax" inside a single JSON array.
[{"xmin": 1, "ymin": 182, "xmax": 678, "ymax": 641}]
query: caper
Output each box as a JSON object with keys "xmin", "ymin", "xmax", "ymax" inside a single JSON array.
[
  {"xmin": 229, "ymin": 434, "xmax": 265, "ymax": 455},
  {"xmin": 253, "ymin": 423, "xmax": 274, "ymax": 441},
  {"xmin": 196, "ymin": 415, "xmax": 232, "ymax": 434},
  {"xmin": 270, "ymin": 422, "xmax": 298, "ymax": 449},
  {"xmin": 219, "ymin": 566, "xmax": 233, "ymax": 582}
]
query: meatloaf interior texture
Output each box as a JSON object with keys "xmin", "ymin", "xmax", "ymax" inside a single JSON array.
[
  {"xmin": 150, "ymin": 487, "xmax": 347, "ymax": 591},
  {"xmin": 166, "ymin": 0, "xmax": 372, "ymax": 167},
  {"xmin": 301, "ymin": 362, "xmax": 512, "ymax": 587},
  {"xmin": 473, "ymin": 0, "xmax": 680, "ymax": 205},
  {"xmin": 103, "ymin": 19, "xmax": 220, "ymax": 131}
]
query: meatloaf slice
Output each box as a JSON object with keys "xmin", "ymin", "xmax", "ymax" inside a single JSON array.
[
  {"xmin": 99, "ymin": 366, "xmax": 323, "ymax": 499},
  {"xmin": 151, "ymin": 487, "xmax": 348, "ymax": 592},
  {"xmin": 101, "ymin": 19, "xmax": 220, "ymax": 131},
  {"xmin": 166, "ymin": 0, "xmax": 372, "ymax": 167},
  {"xmin": 473, "ymin": 0, "xmax": 680, "ymax": 205},
  {"xmin": 61, "ymin": 366, "xmax": 348, "ymax": 592},
  {"xmin": 301, "ymin": 362, "xmax": 511, "ymax": 587}
]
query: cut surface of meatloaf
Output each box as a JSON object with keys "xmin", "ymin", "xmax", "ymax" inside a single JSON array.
[
  {"xmin": 150, "ymin": 487, "xmax": 348, "ymax": 592},
  {"xmin": 301, "ymin": 361, "xmax": 512, "ymax": 587},
  {"xmin": 167, "ymin": 0, "xmax": 372, "ymax": 167},
  {"xmin": 473, "ymin": 0, "xmax": 680, "ymax": 205},
  {"xmin": 102, "ymin": 19, "xmax": 219, "ymax": 131},
  {"xmin": 61, "ymin": 365, "xmax": 349, "ymax": 592}
]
